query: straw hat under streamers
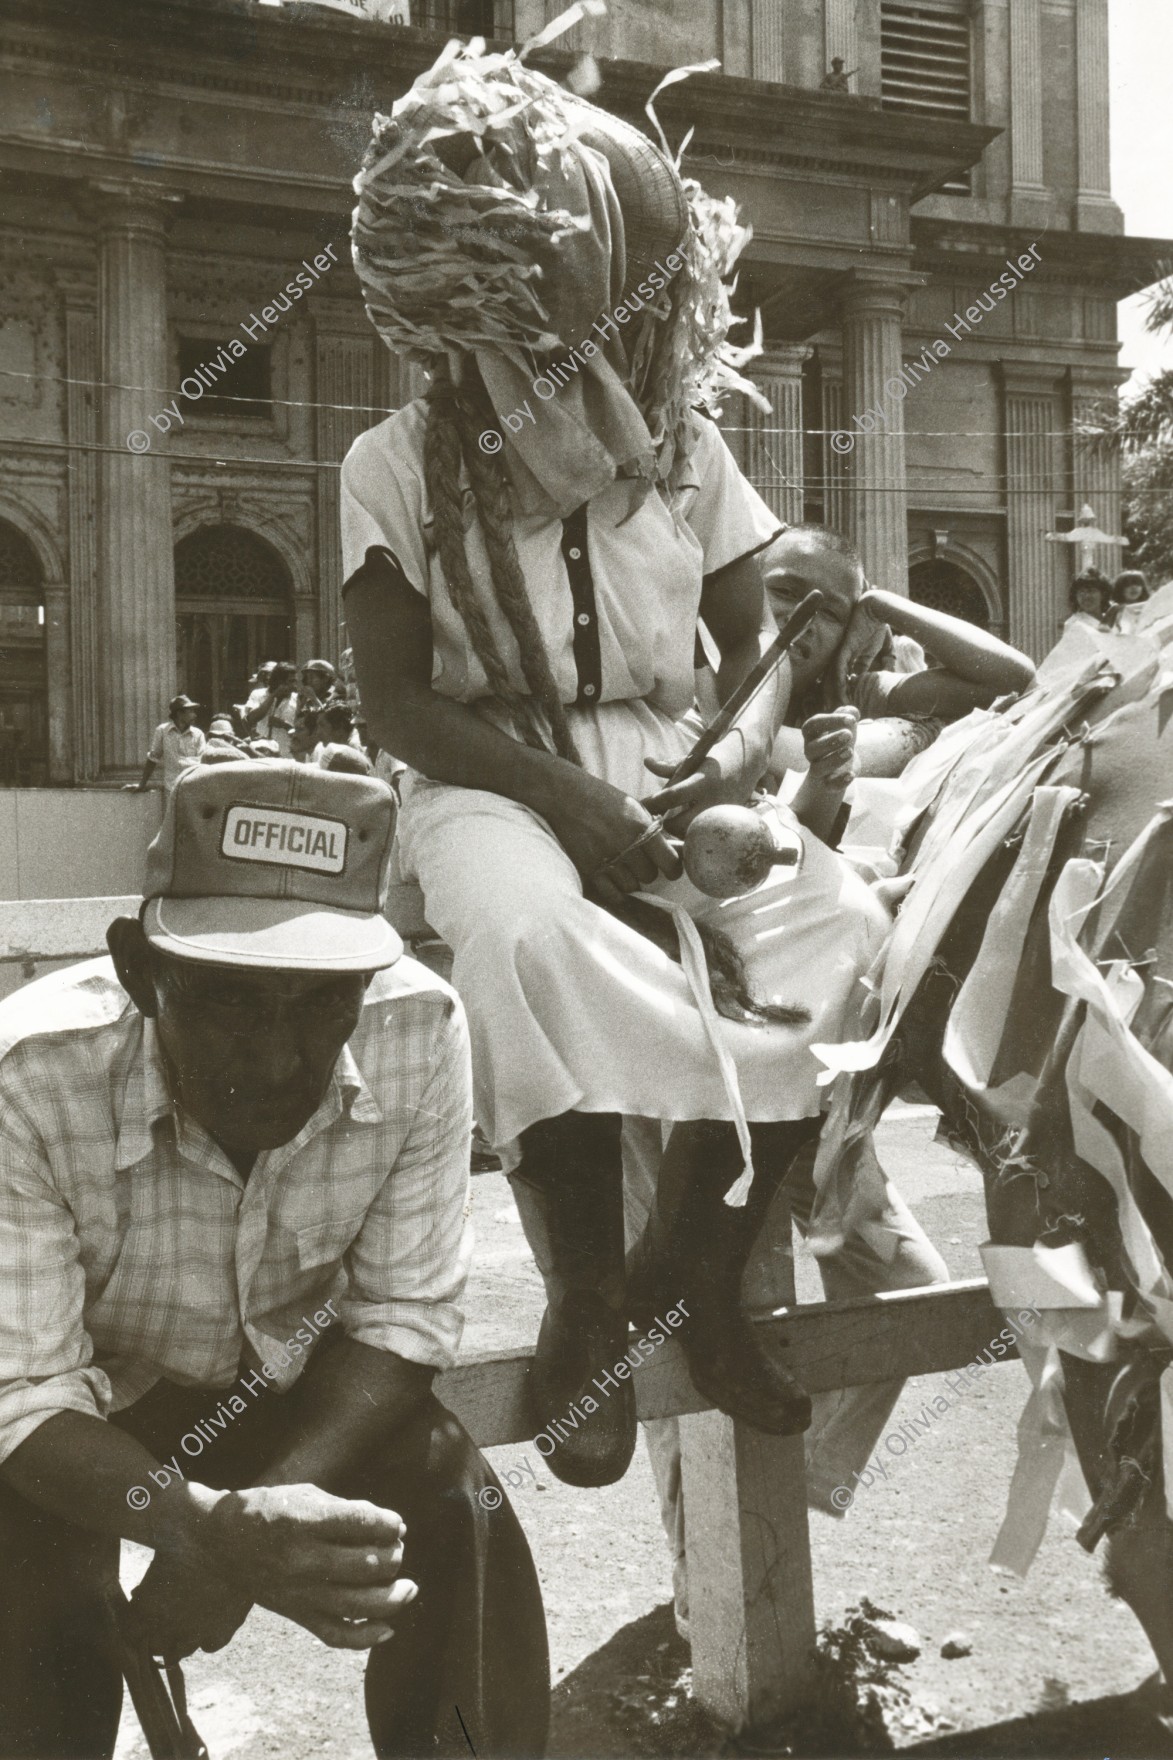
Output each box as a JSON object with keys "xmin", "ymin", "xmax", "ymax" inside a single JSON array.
[
  {"xmin": 352, "ymin": 43, "xmax": 684, "ymax": 361},
  {"xmin": 351, "ymin": 39, "xmax": 764, "ymax": 511}
]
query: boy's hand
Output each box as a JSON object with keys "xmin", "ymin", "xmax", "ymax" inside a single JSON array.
[
  {"xmin": 801, "ymin": 708, "xmax": 860, "ymax": 792},
  {"xmin": 831, "ymin": 596, "xmax": 895, "ymax": 705}
]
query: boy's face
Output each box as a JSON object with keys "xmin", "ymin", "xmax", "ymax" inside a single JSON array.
[{"xmin": 762, "ymin": 533, "xmax": 863, "ymax": 689}]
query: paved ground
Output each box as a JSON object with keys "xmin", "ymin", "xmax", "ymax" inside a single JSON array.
[{"xmin": 112, "ymin": 1108, "xmax": 1169, "ymax": 1759}]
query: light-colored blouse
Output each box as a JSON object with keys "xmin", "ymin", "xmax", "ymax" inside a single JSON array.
[{"xmin": 340, "ymin": 401, "xmax": 779, "ymax": 721}]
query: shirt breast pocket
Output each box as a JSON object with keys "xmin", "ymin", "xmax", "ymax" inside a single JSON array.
[{"xmin": 293, "ymin": 1215, "xmax": 365, "ymax": 1271}]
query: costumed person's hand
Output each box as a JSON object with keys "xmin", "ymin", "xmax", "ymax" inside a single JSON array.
[
  {"xmin": 801, "ymin": 707, "xmax": 860, "ymax": 792},
  {"xmin": 197, "ymin": 1482, "xmax": 416, "ymax": 1650},
  {"xmin": 127, "ymin": 1553, "xmax": 253, "ymax": 1662},
  {"xmin": 830, "ymin": 591, "xmax": 896, "ymax": 707},
  {"xmin": 642, "ymin": 728, "xmax": 769, "ymax": 831},
  {"xmin": 546, "ymin": 770, "xmax": 683, "ymax": 906}
]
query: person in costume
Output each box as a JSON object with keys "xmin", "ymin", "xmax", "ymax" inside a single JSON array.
[{"xmin": 341, "ymin": 41, "xmax": 896, "ymax": 1487}]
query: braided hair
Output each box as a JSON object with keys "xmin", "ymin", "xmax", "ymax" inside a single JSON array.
[{"xmin": 424, "ymin": 360, "xmax": 580, "ymax": 765}]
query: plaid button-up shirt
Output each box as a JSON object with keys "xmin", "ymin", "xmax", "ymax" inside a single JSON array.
[{"xmin": 0, "ymin": 955, "xmax": 473, "ymax": 1464}]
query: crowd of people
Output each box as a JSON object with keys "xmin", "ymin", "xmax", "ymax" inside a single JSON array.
[{"xmin": 128, "ymin": 656, "xmax": 401, "ymax": 799}]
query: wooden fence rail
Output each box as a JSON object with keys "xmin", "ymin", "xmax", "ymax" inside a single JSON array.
[{"xmin": 441, "ymin": 1278, "xmax": 1011, "ymax": 1732}]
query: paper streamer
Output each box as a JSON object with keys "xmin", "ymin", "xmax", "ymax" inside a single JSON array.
[
  {"xmin": 981, "ymin": 1240, "xmax": 1106, "ymax": 1311},
  {"xmin": 988, "ymin": 1337, "xmax": 1092, "ymax": 1576},
  {"xmin": 1162, "ymin": 1366, "xmax": 1173, "ymax": 1525},
  {"xmin": 634, "ymin": 893, "xmax": 755, "ymax": 1206},
  {"xmin": 944, "ymin": 786, "xmax": 1082, "ymax": 1099},
  {"xmin": 813, "ymin": 745, "xmax": 1060, "ymax": 1084},
  {"xmin": 980, "ymin": 1243, "xmax": 1121, "ymax": 1572}
]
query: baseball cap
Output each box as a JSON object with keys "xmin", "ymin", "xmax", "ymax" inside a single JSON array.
[
  {"xmin": 141, "ymin": 760, "xmax": 402, "ymax": 971},
  {"xmin": 170, "ymin": 694, "xmax": 200, "ymax": 715},
  {"xmin": 302, "ymin": 658, "xmax": 337, "ymax": 677}
]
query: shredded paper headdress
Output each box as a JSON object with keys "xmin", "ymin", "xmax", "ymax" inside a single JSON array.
[{"xmin": 350, "ymin": 28, "xmax": 766, "ymax": 513}]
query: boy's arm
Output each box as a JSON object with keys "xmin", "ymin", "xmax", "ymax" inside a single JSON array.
[{"xmin": 857, "ymin": 590, "xmax": 1035, "ymax": 716}]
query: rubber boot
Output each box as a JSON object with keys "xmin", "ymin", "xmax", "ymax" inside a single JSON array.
[
  {"xmin": 626, "ymin": 1118, "xmax": 819, "ymax": 1436},
  {"xmin": 508, "ymin": 1112, "xmax": 636, "ymax": 1488}
]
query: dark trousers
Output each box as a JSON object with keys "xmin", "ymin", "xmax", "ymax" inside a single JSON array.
[{"xmin": 0, "ymin": 1380, "xmax": 550, "ymax": 1760}]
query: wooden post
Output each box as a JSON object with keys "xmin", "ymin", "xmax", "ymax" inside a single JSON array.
[
  {"xmin": 680, "ymin": 1412, "xmax": 817, "ymax": 1729},
  {"xmin": 678, "ymin": 1191, "xmax": 817, "ymax": 1733}
]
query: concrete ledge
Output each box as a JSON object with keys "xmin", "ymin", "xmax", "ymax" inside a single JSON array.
[
  {"xmin": 0, "ymin": 896, "xmax": 136, "ymax": 962},
  {"xmin": 0, "ymin": 790, "xmax": 161, "ymax": 901}
]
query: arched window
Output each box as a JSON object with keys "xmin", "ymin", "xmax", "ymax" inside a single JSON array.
[
  {"xmin": 909, "ymin": 558, "xmax": 990, "ymax": 630},
  {"xmin": 0, "ymin": 520, "xmax": 46, "ymax": 787},
  {"xmin": 175, "ymin": 526, "xmax": 294, "ymax": 716}
]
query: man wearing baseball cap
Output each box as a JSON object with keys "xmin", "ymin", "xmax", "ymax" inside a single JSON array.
[
  {"xmin": 127, "ymin": 694, "xmax": 206, "ymax": 796},
  {"xmin": 0, "ymin": 761, "xmax": 548, "ymax": 1758}
]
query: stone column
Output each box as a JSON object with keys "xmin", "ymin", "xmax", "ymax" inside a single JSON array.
[
  {"xmin": 838, "ymin": 271, "xmax": 915, "ymax": 593},
  {"xmin": 824, "ymin": 0, "xmax": 858, "ymax": 80},
  {"xmin": 1070, "ymin": 370, "xmax": 1129, "ymax": 577},
  {"xmin": 743, "ymin": 347, "xmax": 809, "ymax": 527},
  {"xmin": 750, "ymin": 0, "xmax": 787, "ymax": 82},
  {"xmin": 818, "ymin": 356, "xmax": 846, "ymax": 533},
  {"xmin": 56, "ymin": 269, "xmax": 99, "ymax": 781},
  {"xmin": 94, "ymin": 181, "xmax": 179, "ymax": 776},
  {"xmin": 1074, "ymin": 0, "xmax": 1122, "ymax": 232},
  {"xmin": 42, "ymin": 583, "xmax": 72, "ymax": 784},
  {"xmin": 1000, "ymin": 363, "xmax": 1064, "ymax": 660},
  {"xmin": 1009, "ymin": 0, "xmax": 1048, "ymax": 228}
]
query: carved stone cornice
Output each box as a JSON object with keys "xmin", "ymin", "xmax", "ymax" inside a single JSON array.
[
  {"xmin": 1, "ymin": 0, "xmax": 1000, "ymax": 205},
  {"xmin": 89, "ymin": 179, "xmax": 183, "ymax": 236},
  {"xmin": 911, "ymin": 218, "xmax": 1173, "ymax": 300}
]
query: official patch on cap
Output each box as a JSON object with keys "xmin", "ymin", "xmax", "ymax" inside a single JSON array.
[
  {"xmin": 141, "ymin": 760, "xmax": 401, "ymax": 970},
  {"xmin": 222, "ymin": 804, "xmax": 348, "ymax": 875}
]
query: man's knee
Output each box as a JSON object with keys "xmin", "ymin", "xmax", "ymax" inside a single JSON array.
[{"xmin": 353, "ymin": 1397, "xmax": 488, "ymax": 1517}]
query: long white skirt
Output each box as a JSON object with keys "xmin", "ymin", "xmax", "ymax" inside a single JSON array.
[{"xmin": 395, "ymin": 697, "xmax": 890, "ymax": 1151}]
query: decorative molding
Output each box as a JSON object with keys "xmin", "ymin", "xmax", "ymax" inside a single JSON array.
[
  {"xmin": 907, "ymin": 535, "xmax": 1004, "ymax": 625},
  {"xmin": 0, "ymin": 485, "xmax": 67, "ymax": 585},
  {"xmin": 172, "ymin": 497, "xmax": 315, "ymax": 602}
]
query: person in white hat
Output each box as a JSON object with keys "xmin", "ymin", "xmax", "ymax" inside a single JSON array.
[
  {"xmin": 0, "ymin": 760, "xmax": 548, "ymax": 1759},
  {"xmin": 127, "ymin": 694, "xmax": 206, "ymax": 796}
]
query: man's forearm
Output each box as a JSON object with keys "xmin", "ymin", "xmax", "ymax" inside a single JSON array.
[
  {"xmin": 0, "ymin": 1410, "xmax": 221, "ymax": 1558},
  {"xmin": 253, "ymin": 1337, "xmax": 435, "ymax": 1496}
]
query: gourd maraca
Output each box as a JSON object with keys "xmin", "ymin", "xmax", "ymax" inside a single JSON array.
[{"xmin": 683, "ymin": 805, "xmax": 801, "ymax": 899}]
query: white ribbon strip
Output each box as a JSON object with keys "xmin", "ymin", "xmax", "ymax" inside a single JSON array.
[
  {"xmin": 944, "ymin": 786, "xmax": 1082, "ymax": 1097},
  {"xmin": 635, "ymin": 894, "xmax": 755, "ymax": 1207},
  {"xmin": 1162, "ymin": 1366, "xmax": 1173, "ymax": 1525}
]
